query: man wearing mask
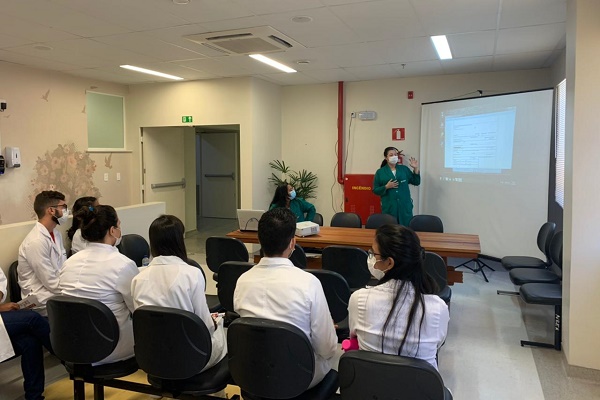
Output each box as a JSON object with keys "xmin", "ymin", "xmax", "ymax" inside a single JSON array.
[{"xmin": 18, "ymin": 191, "xmax": 69, "ymax": 312}]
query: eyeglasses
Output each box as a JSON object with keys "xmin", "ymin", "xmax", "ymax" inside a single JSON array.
[
  {"xmin": 367, "ymin": 249, "xmax": 383, "ymax": 260},
  {"xmin": 50, "ymin": 204, "xmax": 68, "ymax": 211}
]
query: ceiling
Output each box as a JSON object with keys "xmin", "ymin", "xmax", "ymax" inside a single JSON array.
[{"xmin": 0, "ymin": 0, "xmax": 566, "ymax": 86}]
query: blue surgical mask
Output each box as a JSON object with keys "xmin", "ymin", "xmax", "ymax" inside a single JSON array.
[{"xmin": 289, "ymin": 190, "xmax": 297, "ymax": 200}]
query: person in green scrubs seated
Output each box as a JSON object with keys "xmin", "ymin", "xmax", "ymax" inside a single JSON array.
[
  {"xmin": 269, "ymin": 184, "xmax": 316, "ymax": 223},
  {"xmin": 373, "ymin": 147, "xmax": 420, "ymax": 226}
]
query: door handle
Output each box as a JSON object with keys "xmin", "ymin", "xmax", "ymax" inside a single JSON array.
[
  {"xmin": 204, "ymin": 173, "xmax": 235, "ymax": 180},
  {"xmin": 151, "ymin": 178, "xmax": 186, "ymax": 189}
]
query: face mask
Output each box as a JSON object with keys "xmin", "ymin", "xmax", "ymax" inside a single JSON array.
[
  {"xmin": 55, "ymin": 208, "xmax": 69, "ymax": 225},
  {"xmin": 388, "ymin": 155, "xmax": 399, "ymax": 165},
  {"xmin": 367, "ymin": 257, "xmax": 385, "ymax": 280},
  {"xmin": 112, "ymin": 228, "xmax": 122, "ymax": 247},
  {"xmin": 289, "ymin": 190, "xmax": 297, "ymax": 200}
]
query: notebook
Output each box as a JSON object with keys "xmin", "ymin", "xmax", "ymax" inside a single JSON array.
[{"xmin": 237, "ymin": 209, "xmax": 265, "ymax": 231}]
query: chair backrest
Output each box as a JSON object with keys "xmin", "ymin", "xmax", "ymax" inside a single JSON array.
[
  {"xmin": 409, "ymin": 215, "xmax": 444, "ymax": 233},
  {"xmin": 549, "ymin": 231, "xmax": 563, "ymax": 270},
  {"xmin": 205, "ymin": 236, "xmax": 249, "ymax": 273},
  {"xmin": 322, "ymin": 246, "xmax": 370, "ymax": 289},
  {"xmin": 313, "ymin": 212, "xmax": 324, "ymax": 227},
  {"xmin": 331, "ymin": 212, "xmax": 362, "ymax": 228},
  {"xmin": 365, "ymin": 213, "xmax": 398, "ymax": 229},
  {"xmin": 46, "ymin": 295, "xmax": 119, "ymax": 364},
  {"xmin": 424, "ymin": 252, "xmax": 448, "ymax": 293},
  {"xmin": 290, "ymin": 244, "xmax": 307, "ymax": 269},
  {"xmin": 305, "ymin": 269, "xmax": 350, "ymax": 323},
  {"xmin": 217, "ymin": 261, "xmax": 254, "ymax": 312},
  {"xmin": 227, "ymin": 317, "xmax": 315, "ymax": 399},
  {"xmin": 117, "ymin": 234, "xmax": 150, "ymax": 267},
  {"xmin": 186, "ymin": 258, "xmax": 208, "ymax": 292},
  {"xmin": 537, "ymin": 222, "xmax": 557, "ymax": 263},
  {"xmin": 133, "ymin": 306, "xmax": 212, "ymax": 380},
  {"xmin": 339, "ymin": 351, "xmax": 447, "ymax": 400},
  {"xmin": 8, "ymin": 260, "xmax": 22, "ymax": 302}
]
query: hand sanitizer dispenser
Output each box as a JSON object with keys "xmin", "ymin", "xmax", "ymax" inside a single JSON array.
[{"xmin": 5, "ymin": 147, "xmax": 21, "ymax": 168}]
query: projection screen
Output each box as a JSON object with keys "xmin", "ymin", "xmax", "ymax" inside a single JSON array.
[{"xmin": 419, "ymin": 89, "xmax": 553, "ymax": 258}]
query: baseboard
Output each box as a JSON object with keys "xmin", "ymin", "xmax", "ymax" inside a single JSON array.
[{"xmin": 562, "ymin": 352, "xmax": 600, "ymax": 382}]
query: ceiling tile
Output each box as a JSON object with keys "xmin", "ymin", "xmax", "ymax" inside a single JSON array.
[
  {"xmin": 493, "ymin": 51, "xmax": 554, "ymax": 71},
  {"xmin": 391, "ymin": 60, "xmax": 444, "ymax": 77},
  {"xmin": 6, "ymin": 43, "xmax": 112, "ymax": 68},
  {"xmin": 0, "ymin": 13, "xmax": 79, "ymax": 43},
  {"xmin": 265, "ymin": 48, "xmax": 340, "ymax": 71},
  {"xmin": 1, "ymin": 0, "xmax": 131, "ymax": 37},
  {"xmin": 411, "ymin": 0, "xmax": 499, "ymax": 35},
  {"xmin": 447, "ymin": 31, "xmax": 496, "ymax": 58},
  {"xmin": 146, "ymin": 0, "xmax": 255, "ymax": 24},
  {"xmin": 231, "ymin": 0, "xmax": 325, "ymax": 15},
  {"xmin": 441, "ymin": 57, "xmax": 494, "ymax": 74},
  {"xmin": 66, "ymin": 68, "xmax": 153, "ymax": 84},
  {"xmin": 174, "ymin": 58, "xmax": 252, "ymax": 77},
  {"xmin": 0, "ymin": 50, "xmax": 82, "ymax": 71},
  {"xmin": 302, "ymin": 68, "xmax": 359, "ymax": 83},
  {"xmin": 48, "ymin": 38, "xmax": 162, "ymax": 65},
  {"xmin": 329, "ymin": 0, "xmax": 425, "ymax": 42},
  {"xmin": 496, "ymin": 23, "xmax": 566, "ymax": 54},
  {"xmin": 314, "ymin": 43, "xmax": 388, "ymax": 68},
  {"xmin": 345, "ymin": 64, "xmax": 400, "ymax": 81},
  {"xmin": 0, "ymin": 34, "xmax": 32, "ymax": 49},
  {"xmin": 500, "ymin": 0, "xmax": 567, "ymax": 29},
  {"xmin": 94, "ymin": 32, "xmax": 207, "ymax": 62},
  {"xmin": 372, "ymin": 37, "xmax": 438, "ymax": 64},
  {"xmin": 256, "ymin": 72, "xmax": 321, "ymax": 86}
]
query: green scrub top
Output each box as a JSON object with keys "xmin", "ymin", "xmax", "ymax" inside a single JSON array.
[
  {"xmin": 372, "ymin": 164, "xmax": 420, "ymax": 226},
  {"xmin": 269, "ymin": 198, "xmax": 316, "ymax": 223}
]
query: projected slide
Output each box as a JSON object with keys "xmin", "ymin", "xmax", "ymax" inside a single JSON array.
[{"xmin": 444, "ymin": 108, "xmax": 516, "ymax": 173}]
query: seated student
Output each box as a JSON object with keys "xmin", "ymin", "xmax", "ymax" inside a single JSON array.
[
  {"xmin": 18, "ymin": 191, "xmax": 69, "ymax": 311},
  {"xmin": 66, "ymin": 196, "xmax": 99, "ymax": 254},
  {"xmin": 1, "ymin": 268, "xmax": 53, "ymax": 400},
  {"xmin": 131, "ymin": 215, "xmax": 226, "ymax": 371},
  {"xmin": 269, "ymin": 183, "xmax": 316, "ymax": 222},
  {"xmin": 348, "ymin": 224, "xmax": 449, "ymax": 370},
  {"xmin": 234, "ymin": 208, "xmax": 338, "ymax": 388},
  {"xmin": 59, "ymin": 205, "xmax": 138, "ymax": 365}
]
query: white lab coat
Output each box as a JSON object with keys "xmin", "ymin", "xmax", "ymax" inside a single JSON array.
[
  {"xmin": 131, "ymin": 256, "xmax": 227, "ymax": 371},
  {"xmin": 70, "ymin": 229, "xmax": 88, "ymax": 254},
  {"xmin": 18, "ymin": 222, "xmax": 67, "ymax": 307},
  {"xmin": 233, "ymin": 257, "xmax": 339, "ymax": 389},
  {"xmin": 0, "ymin": 270, "xmax": 15, "ymax": 362},
  {"xmin": 59, "ymin": 243, "xmax": 138, "ymax": 365},
  {"xmin": 349, "ymin": 280, "xmax": 449, "ymax": 370}
]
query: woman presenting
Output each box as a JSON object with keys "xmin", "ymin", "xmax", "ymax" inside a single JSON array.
[{"xmin": 373, "ymin": 147, "xmax": 420, "ymax": 226}]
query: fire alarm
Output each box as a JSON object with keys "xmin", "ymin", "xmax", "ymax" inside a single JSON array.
[{"xmin": 408, "ymin": 91, "xmax": 414, "ymax": 99}]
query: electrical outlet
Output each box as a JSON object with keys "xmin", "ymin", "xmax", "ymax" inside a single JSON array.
[
  {"xmin": 351, "ymin": 112, "xmax": 356, "ymax": 118},
  {"xmin": 104, "ymin": 173, "xmax": 108, "ymax": 182}
]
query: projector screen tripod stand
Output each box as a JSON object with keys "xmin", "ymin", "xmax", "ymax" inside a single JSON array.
[{"xmin": 455, "ymin": 256, "xmax": 494, "ymax": 282}]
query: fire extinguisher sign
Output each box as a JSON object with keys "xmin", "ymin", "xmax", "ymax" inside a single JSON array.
[{"xmin": 392, "ymin": 128, "xmax": 405, "ymax": 141}]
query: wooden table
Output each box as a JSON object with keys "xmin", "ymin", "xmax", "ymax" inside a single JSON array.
[{"xmin": 227, "ymin": 227, "xmax": 481, "ymax": 285}]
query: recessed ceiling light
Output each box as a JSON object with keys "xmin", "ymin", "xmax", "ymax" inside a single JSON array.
[
  {"xmin": 34, "ymin": 45, "xmax": 53, "ymax": 51},
  {"xmin": 431, "ymin": 35, "xmax": 453, "ymax": 60},
  {"xmin": 295, "ymin": 60, "xmax": 311, "ymax": 65},
  {"xmin": 120, "ymin": 65, "xmax": 184, "ymax": 80},
  {"xmin": 291, "ymin": 16, "xmax": 313, "ymax": 23},
  {"xmin": 249, "ymin": 54, "xmax": 296, "ymax": 73},
  {"xmin": 172, "ymin": 0, "xmax": 190, "ymax": 4}
]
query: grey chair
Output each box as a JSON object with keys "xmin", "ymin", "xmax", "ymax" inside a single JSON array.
[
  {"xmin": 330, "ymin": 212, "xmax": 362, "ymax": 228},
  {"xmin": 217, "ymin": 261, "xmax": 254, "ymax": 323},
  {"xmin": 339, "ymin": 351, "xmax": 452, "ymax": 400},
  {"xmin": 424, "ymin": 252, "xmax": 451, "ymax": 305},
  {"xmin": 206, "ymin": 236, "xmax": 249, "ymax": 282},
  {"xmin": 312, "ymin": 213, "xmax": 324, "ymax": 226},
  {"xmin": 227, "ymin": 317, "xmax": 339, "ymax": 400},
  {"xmin": 365, "ymin": 213, "xmax": 398, "ymax": 229},
  {"xmin": 117, "ymin": 234, "xmax": 150, "ymax": 267},
  {"xmin": 501, "ymin": 222, "xmax": 556, "ymax": 270},
  {"xmin": 133, "ymin": 306, "xmax": 232, "ymax": 396},
  {"xmin": 322, "ymin": 246, "xmax": 370, "ymax": 291},
  {"xmin": 409, "ymin": 215, "xmax": 444, "ymax": 232},
  {"xmin": 519, "ymin": 231, "xmax": 563, "ymax": 350},
  {"xmin": 509, "ymin": 231, "xmax": 562, "ymax": 286}
]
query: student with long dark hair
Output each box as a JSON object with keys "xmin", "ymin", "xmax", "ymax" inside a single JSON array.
[
  {"xmin": 67, "ymin": 196, "xmax": 99, "ymax": 254},
  {"xmin": 131, "ymin": 215, "xmax": 226, "ymax": 371},
  {"xmin": 348, "ymin": 224, "xmax": 449, "ymax": 370},
  {"xmin": 59, "ymin": 205, "xmax": 138, "ymax": 364},
  {"xmin": 269, "ymin": 183, "xmax": 316, "ymax": 222},
  {"xmin": 372, "ymin": 147, "xmax": 420, "ymax": 226}
]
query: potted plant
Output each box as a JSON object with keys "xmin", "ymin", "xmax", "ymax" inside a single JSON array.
[{"xmin": 269, "ymin": 160, "xmax": 318, "ymax": 200}]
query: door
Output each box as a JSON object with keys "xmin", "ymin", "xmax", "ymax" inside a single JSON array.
[
  {"xmin": 142, "ymin": 127, "xmax": 186, "ymax": 224},
  {"xmin": 200, "ymin": 131, "xmax": 238, "ymax": 218}
]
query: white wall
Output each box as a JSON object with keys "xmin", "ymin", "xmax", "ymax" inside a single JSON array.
[{"xmin": 282, "ymin": 69, "xmax": 553, "ymax": 226}]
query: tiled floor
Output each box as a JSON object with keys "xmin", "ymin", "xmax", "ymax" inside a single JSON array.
[{"xmin": 4, "ymin": 218, "xmax": 600, "ymax": 399}]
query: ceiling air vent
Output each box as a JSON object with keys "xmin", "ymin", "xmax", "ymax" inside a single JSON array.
[{"xmin": 184, "ymin": 26, "xmax": 303, "ymax": 55}]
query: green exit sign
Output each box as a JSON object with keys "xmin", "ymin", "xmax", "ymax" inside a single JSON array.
[{"xmin": 182, "ymin": 116, "xmax": 193, "ymax": 123}]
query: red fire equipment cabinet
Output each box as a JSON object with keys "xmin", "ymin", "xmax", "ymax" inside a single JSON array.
[{"xmin": 343, "ymin": 174, "xmax": 381, "ymax": 225}]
